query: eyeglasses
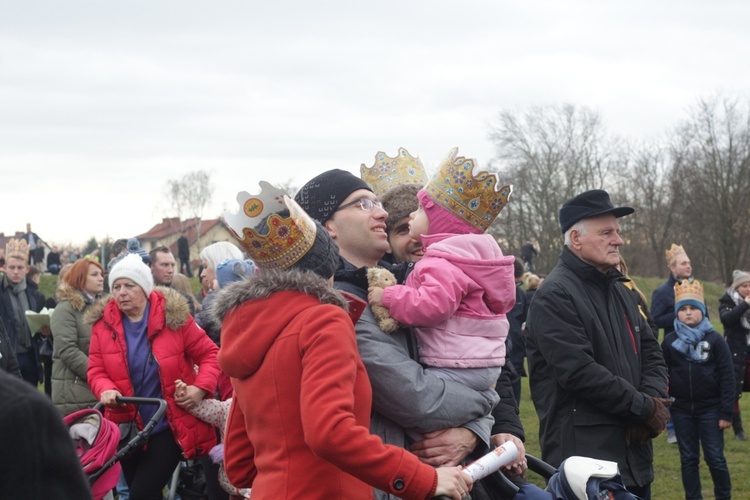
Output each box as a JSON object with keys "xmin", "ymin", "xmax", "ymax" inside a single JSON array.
[{"xmin": 336, "ymin": 198, "xmax": 384, "ymax": 212}]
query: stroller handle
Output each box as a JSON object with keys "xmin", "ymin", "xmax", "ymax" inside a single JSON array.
[
  {"xmin": 88, "ymin": 396, "xmax": 168, "ymax": 486},
  {"xmin": 114, "ymin": 396, "xmax": 168, "ymax": 438}
]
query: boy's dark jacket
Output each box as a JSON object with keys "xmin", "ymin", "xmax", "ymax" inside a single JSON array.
[{"xmin": 662, "ymin": 328, "xmax": 735, "ymax": 421}]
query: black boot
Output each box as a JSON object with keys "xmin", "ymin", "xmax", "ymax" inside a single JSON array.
[{"xmin": 733, "ymin": 410, "xmax": 747, "ymax": 440}]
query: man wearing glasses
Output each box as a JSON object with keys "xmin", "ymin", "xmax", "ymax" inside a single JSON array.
[{"xmin": 295, "ymin": 169, "xmax": 510, "ymax": 500}]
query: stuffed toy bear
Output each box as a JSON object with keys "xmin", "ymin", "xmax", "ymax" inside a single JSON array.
[{"xmin": 366, "ymin": 266, "xmax": 400, "ymax": 333}]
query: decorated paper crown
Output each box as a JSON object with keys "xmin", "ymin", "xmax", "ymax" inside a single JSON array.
[
  {"xmin": 674, "ymin": 277, "xmax": 705, "ymax": 311},
  {"xmin": 665, "ymin": 243, "xmax": 686, "ymax": 265},
  {"xmin": 423, "ymin": 147, "xmax": 512, "ymax": 232},
  {"xmin": 5, "ymin": 238, "xmax": 30, "ymax": 261},
  {"xmin": 223, "ymin": 181, "xmax": 317, "ymax": 270},
  {"xmin": 360, "ymin": 147, "xmax": 429, "ymax": 197}
]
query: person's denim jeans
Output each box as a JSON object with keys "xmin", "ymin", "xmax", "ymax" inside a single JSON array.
[{"xmin": 672, "ymin": 406, "xmax": 732, "ymax": 499}]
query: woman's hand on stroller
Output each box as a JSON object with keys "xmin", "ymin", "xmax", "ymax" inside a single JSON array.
[
  {"xmin": 491, "ymin": 433, "xmax": 527, "ymax": 477},
  {"xmin": 434, "ymin": 467, "xmax": 473, "ymax": 499},
  {"xmin": 100, "ymin": 389, "xmax": 123, "ymax": 407}
]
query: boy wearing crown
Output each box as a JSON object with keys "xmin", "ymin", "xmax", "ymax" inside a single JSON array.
[
  {"xmin": 662, "ymin": 278, "xmax": 733, "ymax": 499},
  {"xmin": 651, "ymin": 243, "xmax": 694, "ymax": 340},
  {"xmin": 360, "ymin": 148, "xmax": 429, "ymax": 265},
  {"xmin": 0, "ymin": 238, "xmax": 45, "ymax": 386}
]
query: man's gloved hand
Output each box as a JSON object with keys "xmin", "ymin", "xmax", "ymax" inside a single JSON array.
[
  {"xmin": 644, "ymin": 397, "xmax": 671, "ymax": 437},
  {"xmin": 625, "ymin": 424, "xmax": 651, "ymax": 446}
]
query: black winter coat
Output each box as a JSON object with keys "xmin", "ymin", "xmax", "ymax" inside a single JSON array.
[
  {"xmin": 0, "ymin": 320, "xmax": 21, "ymax": 377},
  {"xmin": 526, "ymin": 247, "xmax": 668, "ymax": 489},
  {"xmin": 719, "ymin": 291, "xmax": 750, "ymax": 396},
  {"xmin": 650, "ymin": 275, "xmax": 678, "ymax": 337},
  {"xmin": 663, "ymin": 329, "xmax": 735, "ymax": 421}
]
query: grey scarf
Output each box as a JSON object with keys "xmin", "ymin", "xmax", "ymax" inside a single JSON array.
[{"xmin": 5, "ymin": 277, "xmax": 32, "ymax": 350}]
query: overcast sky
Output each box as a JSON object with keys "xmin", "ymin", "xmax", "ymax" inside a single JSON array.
[{"xmin": 2, "ymin": 0, "xmax": 748, "ymax": 246}]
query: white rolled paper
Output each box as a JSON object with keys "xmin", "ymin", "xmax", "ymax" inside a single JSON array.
[{"xmin": 463, "ymin": 441, "xmax": 519, "ymax": 481}]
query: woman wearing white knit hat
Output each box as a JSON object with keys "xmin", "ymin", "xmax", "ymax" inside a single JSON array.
[
  {"xmin": 87, "ymin": 253, "xmax": 221, "ymax": 499},
  {"xmin": 719, "ymin": 269, "xmax": 750, "ymax": 440}
]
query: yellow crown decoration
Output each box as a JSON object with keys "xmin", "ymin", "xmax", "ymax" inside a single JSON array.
[
  {"xmin": 424, "ymin": 147, "xmax": 513, "ymax": 232},
  {"xmin": 5, "ymin": 238, "xmax": 30, "ymax": 261},
  {"xmin": 223, "ymin": 181, "xmax": 317, "ymax": 270},
  {"xmin": 665, "ymin": 243, "xmax": 687, "ymax": 266},
  {"xmin": 360, "ymin": 147, "xmax": 429, "ymax": 197},
  {"xmin": 674, "ymin": 277, "xmax": 704, "ymax": 305}
]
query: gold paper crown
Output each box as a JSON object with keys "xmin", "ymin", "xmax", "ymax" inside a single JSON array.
[
  {"xmin": 5, "ymin": 238, "xmax": 30, "ymax": 261},
  {"xmin": 360, "ymin": 147, "xmax": 429, "ymax": 197},
  {"xmin": 665, "ymin": 243, "xmax": 686, "ymax": 265},
  {"xmin": 674, "ymin": 278, "xmax": 704, "ymax": 305},
  {"xmin": 223, "ymin": 181, "xmax": 317, "ymax": 270},
  {"xmin": 423, "ymin": 147, "xmax": 512, "ymax": 232}
]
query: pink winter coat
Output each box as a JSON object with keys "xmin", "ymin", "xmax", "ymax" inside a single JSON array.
[{"xmin": 382, "ymin": 233, "xmax": 516, "ymax": 369}]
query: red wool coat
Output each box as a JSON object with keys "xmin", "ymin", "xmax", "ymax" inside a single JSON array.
[
  {"xmin": 87, "ymin": 287, "xmax": 220, "ymax": 458},
  {"xmin": 215, "ymin": 270, "xmax": 438, "ymax": 499}
]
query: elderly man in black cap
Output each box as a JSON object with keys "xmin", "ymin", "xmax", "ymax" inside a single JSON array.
[{"xmin": 525, "ymin": 189, "xmax": 669, "ymax": 499}]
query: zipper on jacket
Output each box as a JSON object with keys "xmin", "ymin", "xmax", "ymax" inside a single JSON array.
[{"xmin": 688, "ymin": 362, "xmax": 694, "ymax": 414}]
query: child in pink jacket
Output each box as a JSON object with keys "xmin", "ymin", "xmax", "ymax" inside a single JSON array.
[{"xmin": 368, "ymin": 148, "xmax": 516, "ymax": 392}]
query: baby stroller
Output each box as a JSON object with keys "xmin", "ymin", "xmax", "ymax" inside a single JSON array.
[
  {"xmin": 64, "ymin": 396, "xmax": 167, "ymax": 500},
  {"xmin": 499, "ymin": 455, "xmax": 640, "ymax": 500}
]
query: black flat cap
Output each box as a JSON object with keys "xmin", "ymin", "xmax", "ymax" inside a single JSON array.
[{"xmin": 559, "ymin": 189, "xmax": 634, "ymax": 233}]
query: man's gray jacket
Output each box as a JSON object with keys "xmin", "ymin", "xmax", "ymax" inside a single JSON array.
[{"xmin": 334, "ymin": 259, "xmax": 500, "ymax": 499}]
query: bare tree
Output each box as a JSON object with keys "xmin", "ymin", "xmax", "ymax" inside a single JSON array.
[
  {"xmin": 164, "ymin": 169, "xmax": 215, "ymax": 247},
  {"xmin": 670, "ymin": 95, "xmax": 750, "ymax": 282},
  {"xmin": 487, "ymin": 104, "xmax": 619, "ymax": 273},
  {"xmin": 615, "ymin": 141, "xmax": 680, "ymax": 277}
]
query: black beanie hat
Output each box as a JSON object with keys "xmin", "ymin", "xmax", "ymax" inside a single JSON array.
[
  {"xmin": 294, "ymin": 169, "xmax": 372, "ymax": 224},
  {"xmin": 294, "ymin": 220, "xmax": 341, "ymax": 279}
]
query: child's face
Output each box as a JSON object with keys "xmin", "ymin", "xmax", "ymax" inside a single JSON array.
[
  {"xmin": 677, "ymin": 304, "xmax": 703, "ymax": 327},
  {"xmin": 408, "ymin": 203, "xmax": 429, "ymax": 241}
]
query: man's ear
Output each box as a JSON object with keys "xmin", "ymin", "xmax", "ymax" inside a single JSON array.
[
  {"xmin": 323, "ymin": 219, "xmax": 337, "ymax": 240},
  {"xmin": 568, "ymin": 229, "xmax": 582, "ymax": 250}
]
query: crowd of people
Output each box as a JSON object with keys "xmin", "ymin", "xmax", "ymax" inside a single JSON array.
[{"xmin": 1, "ymin": 147, "xmax": 748, "ymax": 500}]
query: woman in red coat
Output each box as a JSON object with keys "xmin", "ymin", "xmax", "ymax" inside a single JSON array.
[
  {"xmin": 87, "ymin": 253, "xmax": 220, "ymax": 500},
  {"xmin": 217, "ymin": 190, "xmax": 472, "ymax": 499}
]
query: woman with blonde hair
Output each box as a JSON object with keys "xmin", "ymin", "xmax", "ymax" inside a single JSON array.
[
  {"xmin": 50, "ymin": 258, "xmax": 104, "ymax": 415},
  {"xmin": 198, "ymin": 242, "xmax": 244, "ymax": 288}
]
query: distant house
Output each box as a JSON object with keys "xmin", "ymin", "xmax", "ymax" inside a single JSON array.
[{"xmin": 135, "ymin": 218, "xmax": 237, "ymax": 273}]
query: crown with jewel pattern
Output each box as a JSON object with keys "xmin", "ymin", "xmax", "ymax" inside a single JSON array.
[
  {"xmin": 423, "ymin": 147, "xmax": 512, "ymax": 232},
  {"xmin": 360, "ymin": 147, "xmax": 429, "ymax": 197},
  {"xmin": 665, "ymin": 243, "xmax": 687, "ymax": 266},
  {"xmin": 223, "ymin": 181, "xmax": 317, "ymax": 270},
  {"xmin": 5, "ymin": 238, "xmax": 30, "ymax": 261},
  {"xmin": 674, "ymin": 277, "xmax": 705, "ymax": 313}
]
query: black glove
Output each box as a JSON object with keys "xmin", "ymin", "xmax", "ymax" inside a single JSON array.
[
  {"xmin": 625, "ymin": 423, "xmax": 651, "ymax": 446},
  {"xmin": 643, "ymin": 397, "xmax": 671, "ymax": 437}
]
